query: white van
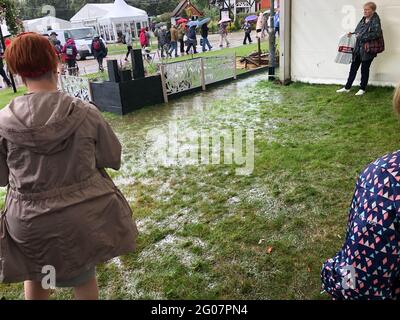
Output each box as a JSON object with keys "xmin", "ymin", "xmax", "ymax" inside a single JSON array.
[{"xmin": 45, "ymin": 27, "xmax": 107, "ymax": 60}]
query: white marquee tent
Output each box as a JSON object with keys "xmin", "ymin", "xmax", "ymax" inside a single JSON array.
[
  {"xmin": 71, "ymin": 0, "xmax": 149, "ymax": 43},
  {"xmin": 23, "ymin": 16, "xmax": 72, "ymax": 34},
  {"xmin": 279, "ymin": 0, "xmax": 400, "ymax": 87}
]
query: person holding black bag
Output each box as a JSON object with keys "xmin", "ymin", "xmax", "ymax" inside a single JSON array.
[{"xmin": 336, "ymin": 2, "xmax": 384, "ymax": 96}]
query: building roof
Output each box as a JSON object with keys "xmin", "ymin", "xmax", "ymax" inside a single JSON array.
[{"xmin": 172, "ymin": 0, "xmax": 203, "ymax": 17}]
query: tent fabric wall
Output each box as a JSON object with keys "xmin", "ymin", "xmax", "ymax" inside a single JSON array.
[
  {"xmin": 23, "ymin": 17, "xmax": 72, "ymax": 33},
  {"xmin": 290, "ymin": 0, "xmax": 400, "ymax": 87}
]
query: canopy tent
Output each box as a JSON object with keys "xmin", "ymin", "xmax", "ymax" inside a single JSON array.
[
  {"xmin": 97, "ymin": 0, "xmax": 149, "ymax": 42},
  {"xmin": 0, "ymin": 24, "xmax": 11, "ymax": 37},
  {"xmin": 23, "ymin": 17, "xmax": 72, "ymax": 33},
  {"xmin": 70, "ymin": 4, "xmax": 114, "ymax": 27}
]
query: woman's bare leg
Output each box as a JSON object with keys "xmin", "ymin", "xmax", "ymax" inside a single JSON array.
[
  {"xmin": 24, "ymin": 281, "xmax": 51, "ymax": 300},
  {"xmin": 73, "ymin": 277, "xmax": 99, "ymax": 300}
]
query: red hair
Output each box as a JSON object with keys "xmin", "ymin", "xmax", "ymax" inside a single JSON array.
[{"xmin": 4, "ymin": 32, "xmax": 59, "ymax": 79}]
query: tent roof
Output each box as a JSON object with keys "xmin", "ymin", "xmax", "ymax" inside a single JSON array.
[
  {"xmin": 24, "ymin": 16, "xmax": 71, "ymax": 25},
  {"xmin": 99, "ymin": 0, "xmax": 148, "ymax": 22},
  {"xmin": 70, "ymin": 3, "xmax": 114, "ymax": 22}
]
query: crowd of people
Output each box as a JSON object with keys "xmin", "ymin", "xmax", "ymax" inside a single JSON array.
[
  {"xmin": 47, "ymin": 31, "xmax": 108, "ymax": 75},
  {"xmin": 152, "ymin": 20, "xmax": 235, "ymax": 58}
]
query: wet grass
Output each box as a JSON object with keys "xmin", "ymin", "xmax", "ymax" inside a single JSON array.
[{"xmin": 0, "ymin": 78, "xmax": 397, "ymax": 300}]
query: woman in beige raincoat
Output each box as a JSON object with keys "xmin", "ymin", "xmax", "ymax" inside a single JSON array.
[{"xmin": 0, "ymin": 32, "xmax": 138, "ymax": 300}]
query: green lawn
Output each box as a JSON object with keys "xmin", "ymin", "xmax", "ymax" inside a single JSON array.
[
  {"xmin": 0, "ymin": 87, "xmax": 27, "ymax": 108},
  {"xmin": 85, "ymin": 42, "xmax": 270, "ymax": 80},
  {"xmin": 0, "ymin": 78, "xmax": 397, "ymax": 300}
]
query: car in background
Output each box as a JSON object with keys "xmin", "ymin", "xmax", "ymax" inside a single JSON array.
[{"xmin": 45, "ymin": 27, "xmax": 107, "ymax": 60}]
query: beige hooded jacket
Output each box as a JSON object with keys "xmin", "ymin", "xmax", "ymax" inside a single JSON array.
[{"xmin": 0, "ymin": 92, "xmax": 138, "ymax": 284}]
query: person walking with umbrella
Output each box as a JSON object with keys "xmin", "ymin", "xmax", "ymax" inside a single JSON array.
[
  {"xmin": 200, "ymin": 19, "xmax": 212, "ymax": 52},
  {"xmin": 219, "ymin": 20, "xmax": 230, "ymax": 48},
  {"xmin": 186, "ymin": 24, "xmax": 198, "ymax": 55},
  {"xmin": 243, "ymin": 20, "xmax": 253, "ymax": 45}
]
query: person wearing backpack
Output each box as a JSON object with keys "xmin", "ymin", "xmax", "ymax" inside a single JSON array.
[
  {"xmin": 336, "ymin": 2, "xmax": 383, "ymax": 96},
  {"xmin": 91, "ymin": 36, "xmax": 107, "ymax": 72},
  {"xmin": 61, "ymin": 38, "xmax": 78, "ymax": 76}
]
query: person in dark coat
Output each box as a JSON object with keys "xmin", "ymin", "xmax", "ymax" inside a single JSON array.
[
  {"xmin": 0, "ymin": 44, "xmax": 11, "ymax": 88},
  {"xmin": 336, "ymin": 2, "xmax": 383, "ymax": 96},
  {"xmin": 155, "ymin": 26, "xmax": 167, "ymax": 58},
  {"xmin": 91, "ymin": 36, "xmax": 107, "ymax": 72},
  {"xmin": 185, "ymin": 25, "xmax": 198, "ymax": 55},
  {"xmin": 242, "ymin": 21, "xmax": 253, "ymax": 45},
  {"xmin": 201, "ymin": 22, "xmax": 212, "ymax": 52}
]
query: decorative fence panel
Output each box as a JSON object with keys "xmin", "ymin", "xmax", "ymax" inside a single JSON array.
[
  {"xmin": 160, "ymin": 54, "xmax": 236, "ymax": 102},
  {"xmin": 162, "ymin": 59, "xmax": 203, "ymax": 95},
  {"xmin": 203, "ymin": 55, "xmax": 236, "ymax": 85},
  {"xmin": 59, "ymin": 75, "xmax": 92, "ymax": 102}
]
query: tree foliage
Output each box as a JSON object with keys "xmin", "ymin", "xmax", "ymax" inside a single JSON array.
[
  {"xmin": 16, "ymin": 0, "xmax": 182, "ymax": 21},
  {"xmin": 0, "ymin": 0, "xmax": 22, "ymax": 35}
]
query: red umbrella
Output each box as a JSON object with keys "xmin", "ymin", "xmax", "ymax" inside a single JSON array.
[{"xmin": 177, "ymin": 18, "xmax": 188, "ymax": 24}]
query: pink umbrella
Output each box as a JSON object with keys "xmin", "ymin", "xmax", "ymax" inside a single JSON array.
[
  {"xmin": 218, "ymin": 17, "xmax": 231, "ymax": 24},
  {"xmin": 176, "ymin": 18, "xmax": 188, "ymax": 24}
]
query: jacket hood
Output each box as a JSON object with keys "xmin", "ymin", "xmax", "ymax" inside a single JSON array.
[
  {"xmin": 67, "ymin": 39, "xmax": 75, "ymax": 45},
  {"xmin": 0, "ymin": 92, "xmax": 90, "ymax": 155}
]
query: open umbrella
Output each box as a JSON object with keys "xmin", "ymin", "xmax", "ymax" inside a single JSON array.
[
  {"xmin": 218, "ymin": 17, "xmax": 231, "ymax": 24},
  {"xmin": 245, "ymin": 15, "xmax": 258, "ymax": 22},
  {"xmin": 198, "ymin": 17, "xmax": 211, "ymax": 26},
  {"xmin": 187, "ymin": 20, "xmax": 199, "ymax": 28},
  {"xmin": 155, "ymin": 22, "xmax": 166, "ymax": 28},
  {"xmin": 176, "ymin": 18, "xmax": 188, "ymax": 24}
]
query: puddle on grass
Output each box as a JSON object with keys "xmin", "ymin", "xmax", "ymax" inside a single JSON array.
[{"xmin": 107, "ymin": 74, "xmax": 283, "ymax": 181}]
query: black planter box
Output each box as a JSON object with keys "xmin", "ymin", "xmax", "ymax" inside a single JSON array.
[
  {"xmin": 90, "ymin": 75, "xmax": 164, "ymax": 115},
  {"xmin": 120, "ymin": 69, "xmax": 132, "ymax": 82}
]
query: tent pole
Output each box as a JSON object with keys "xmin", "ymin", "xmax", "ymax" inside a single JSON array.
[{"xmin": 112, "ymin": 22, "xmax": 117, "ymax": 43}]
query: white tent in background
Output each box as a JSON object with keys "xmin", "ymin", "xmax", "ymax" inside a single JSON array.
[
  {"xmin": 70, "ymin": 0, "xmax": 149, "ymax": 43},
  {"xmin": 1, "ymin": 24, "xmax": 11, "ymax": 37},
  {"xmin": 23, "ymin": 16, "xmax": 72, "ymax": 33},
  {"xmin": 70, "ymin": 3, "xmax": 114, "ymax": 28},
  {"xmin": 98, "ymin": 0, "xmax": 149, "ymax": 43}
]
